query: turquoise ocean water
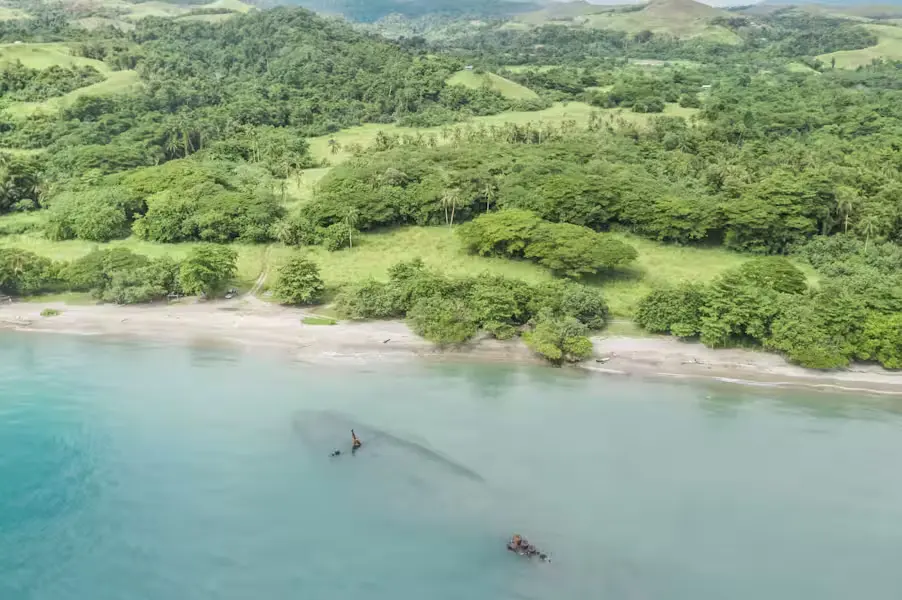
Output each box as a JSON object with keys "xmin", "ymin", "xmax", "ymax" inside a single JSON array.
[{"xmin": 2, "ymin": 332, "xmax": 902, "ymax": 599}]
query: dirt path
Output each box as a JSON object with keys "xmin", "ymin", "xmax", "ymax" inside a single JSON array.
[{"xmin": 245, "ymin": 246, "xmax": 272, "ymax": 302}]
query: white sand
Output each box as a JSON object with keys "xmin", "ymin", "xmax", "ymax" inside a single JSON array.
[{"xmin": 2, "ymin": 299, "xmax": 901, "ymax": 395}]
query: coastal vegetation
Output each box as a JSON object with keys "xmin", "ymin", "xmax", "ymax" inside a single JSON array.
[{"xmin": 1, "ymin": 1, "xmax": 902, "ymax": 366}]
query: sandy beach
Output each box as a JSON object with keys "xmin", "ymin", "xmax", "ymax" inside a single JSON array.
[{"xmin": 2, "ymin": 298, "xmax": 902, "ymax": 395}]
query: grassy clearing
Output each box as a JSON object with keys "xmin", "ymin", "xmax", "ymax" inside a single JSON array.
[
  {"xmin": 517, "ymin": 0, "xmax": 740, "ymax": 44},
  {"xmin": 0, "ymin": 232, "xmax": 267, "ymax": 288},
  {"xmin": 120, "ymin": 0, "xmax": 252, "ymax": 20},
  {"xmin": 263, "ymin": 226, "xmax": 554, "ymax": 292},
  {"xmin": 258, "ymin": 226, "xmax": 802, "ymax": 317},
  {"xmin": 446, "ymin": 70, "xmax": 539, "ymax": 100},
  {"xmin": 786, "ymin": 62, "xmax": 818, "ymax": 74},
  {"xmin": 818, "ymin": 24, "xmax": 902, "ymax": 68},
  {"xmin": 0, "ymin": 6, "xmax": 29, "ymax": 20},
  {"xmin": 6, "ymin": 70, "xmax": 141, "ymax": 118},
  {"xmin": 280, "ymin": 167, "xmax": 331, "ymax": 211},
  {"xmin": 503, "ymin": 65, "xmax": 558, "ymax": 73},
  {"xmin": 0, "ymin": 43, "xmax": 111, "ymax": 72},
  {"xmin": 75, "ymin": 17, "xmax": 135, "ymax": 31},
  {"xmin": 302, "ymin": 316, "xmax": 337, "ymax": 325},
  {"xmin": 307, "ymin": 102, "xmax": 596, "ymax": 163},
  {"xmin": 307, "ymin": 102, "xmax": 697, "ymax": 165},
  {"xmin": 0, "ymin": 223, "xmax": 815, "ymax": 317}
]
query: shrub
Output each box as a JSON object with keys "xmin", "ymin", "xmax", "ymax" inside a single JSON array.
[
  {"xmin": 45, "ymin": 187, "xmax": 141, "ymax": 242},
  {"xmin": 457, "ymin": 209, "xmax": 542, "ymax": 257},
  {"xmin": 765, "ymin": 301, "xmax": 852, "ymax": 369},
  {"xmin": 635, "ymin": 283, "xmax": 707, "ymax": 337},
  {"xmin": 63, "ymin": 248, "xmax": 150, "ymax": 293},
  {"xmin": 737, "ymin": 257, "xmax": 807, "ymax": 294},
  {"xmin": 857, "ymin": 312, "xmax": 902, "ymax": 369},
  {"xmin": 459, "ymin": 210, "xmax": 637, "ymax": 278},
  {"xmin": 0, "ymin": 248, "xmax": 54, "ymax": 296},
  {"xmin": 523, "ymin": 312, "xmax": 594, "ymax": 365},
  {"xmin": 322, "ymin": 222, "xmax": 357, "ymax": 251},
  {"xmin": 407, "ymin": 295, "xmax": 479, "ymax": 345},
  {"xmin": 40, "ymin": 308, "xmax": 60, "ymax": 317},
  {"xmin": 699, "ymin": 270, "xmax": 782, "ymax": 347},
  {"xmin": 274, "ymin": 256, "xmax": 325, "ymax": 305},
  {"xmin": 524, "ymin": 222, "xmax": 637, "ymax": 278},
  {"xmin": 178, "ymin": 244, "xmax": 237, "ymax": 297},
  {"xmin": 100, "ymin": 258, "xmax": 180, "ymax": 304},
  {"xmin": 334, "ymin": 279, "xmax": 400, "ymax": 320}
]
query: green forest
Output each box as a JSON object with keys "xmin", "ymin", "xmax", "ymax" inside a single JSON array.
[{"xmin": 1, "ymin": 0, "xmax": 902, "ymax": 368}]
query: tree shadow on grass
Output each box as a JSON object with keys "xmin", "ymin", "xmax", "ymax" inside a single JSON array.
[{"xmin": 579, "ymin": 265, "xmax": 647, "ymax": 286}]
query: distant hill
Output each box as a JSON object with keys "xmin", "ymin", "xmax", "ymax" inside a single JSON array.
[
  {"xmin": 518, "ymin": 0, "xmax": 742, "ymax": 43},
  {"xmin": 743, "ymin": 2, "xmax": 902, "ymax": 20},
  {"xmin": 278, "ymin": 0, "xmax": 543, "ymax": 22}
]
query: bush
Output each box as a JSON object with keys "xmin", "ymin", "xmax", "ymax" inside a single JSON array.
[
  {"xmin": 468, "ymin": 274, "xmax": 532, "ymax": 326},
  {"xmin": 738, "ymin": 257, "xmax": 807, "ymax": 294},
  {"xmin": 523, "ymin": 312, "xmax": 594, "ymax": 365},
  {"xmin": 322, "ymin": 222, "xmax": 357, "ymax": 251},
  {"xmin": 178, "ymin": 244, "xmax": 237, "ymax": 297},
  {"xmin": 99, "ymin": 258, "xmax": 180, "ymax": 304},
  {"xmin": 407, "ymin": 295, "xmax": 479, "ymax": 346},
  {"xmin": 0, "ymin": 248, "xmax": 54, "ymax": 296},
  {"xmin": 699, "ymin": 270, "xmax": 782, "ymax": 347},
  {"xmin": 765, "ymin": 300, "xmax": 852, "ymax": 369},
  {"xmin": 274, "ymin": 256, "xmax": 325, "ymax": 305},
  {"xmin": 527, "ymin": 281, "xmax": 609, "ymax": 329},
  {"xmin": 62, "ymin": 249, "xmax": 180, "ymax": 304},
  {"xmin": 459, "ymin": 210, "xmax": 637, "ymax": 278},
  {"xmin": 457, "ymin": 209, "xmax": 542, "ymax": 256},
  {"xmin": 334, "ymin": 279, "xmax": 400, "ymax": 320},
  {"xmin": 524, "ymin": 222, "xmax": 637, "ymax": 278},
  {"xmin": 125, "ymin": 160, "xmax": 283, "ymax": 244},
  {"xmin": 857, "ymin": 312, "xmax": 902, "ymax": 369},
  {"xmin": 63, "ymin": 248, "xmax": 150, "ymax": 293},
  {"xmin": 40, "ymin": 308, "xmax": 60, "ymax": 317},
  {"xmin": 635, "ymin": 283, "xmax": 707, "ymax": 337},
  {"xmin": 45, "ymin": 187, "xmax": 142, "ymax": 242}
]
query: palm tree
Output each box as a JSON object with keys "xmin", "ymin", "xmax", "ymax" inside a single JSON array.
[
  {"xmin": 835, "ymin": 187, "xmax": 858, "ymax": 234},
  {"xmin": 441, "ymin": 189, "xmax": 461, "ymax": 228},
  {"xmin": 482, "ymin": 183, "xmax": 496, "ymax": 213},
  {"xmin": 345, "ymin": 206, "xmax": 359, "ymax": 249},
  {"xmin": 858, "ymin": 213, "xmax": 881, "ymax": 252}
]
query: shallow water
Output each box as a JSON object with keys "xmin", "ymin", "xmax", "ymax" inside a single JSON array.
[{"xmin": 2, "ymin": 332, "xmax": 902, "ymax": 600}]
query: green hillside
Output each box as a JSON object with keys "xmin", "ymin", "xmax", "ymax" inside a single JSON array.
[
  {"xmin": 446, "ymin": 69, "xmax": 539, "ymax": 100},
  {"xmin": 517, "ymin": 0, "xmax": 741, "ymax": 43},
  {"xmin": 818, "ymin": 22, "xmax": 902, "ymax": 66}
]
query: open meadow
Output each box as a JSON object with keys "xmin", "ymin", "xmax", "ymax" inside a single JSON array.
[
  {"xmin": 818, "ymin": 23, "xmax": 902, "ymax": 68},
  {"xmin": 306, "ymin": 101, "xmax": 698, "ymax": 164}
]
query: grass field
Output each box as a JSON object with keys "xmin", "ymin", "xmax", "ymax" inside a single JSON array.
[
  {"xmin": 446, "ymin": 70, "xmax": 539, "ymax": 100},
  {"xmin": 517, "ymin": 0, "xmax": 740, "ymax": 44},
  {"xmin": 0, "ymin": 231, "xmax": 267, "ymax": 288},
  {"xmin": 307, "ymin": 101, "xmax": 698, "ymax": 164},
  {"xmin": 281, "ymin": 167, "xmax": 331, "ymax": 210},
  {"xmin": 0, "ymin": 43, "xmax": 111, "ymax": 71},
  {"xmin": 0, "ymin": 6, "xmax": 29, "ymax": 20},
  {"xmin": 0, "ymin": 42, "xmax": 143, "ymax": 118},
  {"xmin": 5, "ymin": 70, "xmax": 141, "ymax": 117},
  {"xmin": 818, "ymin": 24, "xmax": 902, "ymax": 68},
  {"xmin": 258, "ymin": 227, "xmax": 807, "ymax": 317},
  {"xmin": 0, "ymin": 212, "xmax": 816, "ymax": 317}
]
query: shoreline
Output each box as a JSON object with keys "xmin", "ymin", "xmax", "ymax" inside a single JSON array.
[{"xmin": 2, "ymin": 300, "xmax": 902, "ymax": 396}]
